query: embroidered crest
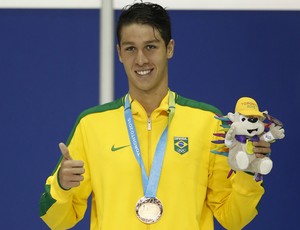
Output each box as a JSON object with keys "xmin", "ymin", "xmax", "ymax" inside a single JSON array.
[{"xmin": 174, "ymin": 137, "xmax": 189, "ymax": 154}]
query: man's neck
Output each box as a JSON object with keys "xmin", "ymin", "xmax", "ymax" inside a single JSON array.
[{"xmin": 130, "ymin": 89, "xmax": 168, "ymax": 116}]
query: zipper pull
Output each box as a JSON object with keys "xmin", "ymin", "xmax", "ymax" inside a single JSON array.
[{"xmin": 147, "ymin": 117, "xmax": 152, "ymax": 131}]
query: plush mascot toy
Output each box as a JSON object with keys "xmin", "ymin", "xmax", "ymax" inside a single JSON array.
[
  {"xmin": 225, "ymin": 97, "xmax": 285, "ymax": 178},
  {"xmin": 212, "ymin": 97, "xmax": 285, "ymax": 181}
]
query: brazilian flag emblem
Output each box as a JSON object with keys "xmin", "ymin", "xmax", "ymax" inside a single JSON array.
[{"xmin": 174, "ymin": 137, "xmax": 189, "ymax": 154}]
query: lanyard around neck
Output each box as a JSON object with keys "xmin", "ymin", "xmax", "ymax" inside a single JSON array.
[{"xmin": 124, "ymin": 92, "xmax": 175, "ymax": 197}]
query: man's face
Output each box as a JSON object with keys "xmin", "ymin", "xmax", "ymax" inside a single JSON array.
[{"xmin": 117, "ymin": 23, "xmax": 174, "ymax": 97}]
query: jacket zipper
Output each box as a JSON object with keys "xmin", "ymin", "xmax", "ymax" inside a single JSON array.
[{"xmin": 147, "ymin": 117, "xmax": 152, "ymax": 131}]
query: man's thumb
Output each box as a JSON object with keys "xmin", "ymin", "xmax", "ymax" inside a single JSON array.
[{"xmin": 59, "ymin": 142, "xmax": 72, "ymax": 160}]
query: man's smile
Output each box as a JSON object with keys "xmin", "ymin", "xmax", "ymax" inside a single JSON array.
[{"xmin": 135, "ymin": 69, "xmax": 153, "ymax": 76}]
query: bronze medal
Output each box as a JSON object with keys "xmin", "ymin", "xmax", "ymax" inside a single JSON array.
[{"xmin": 136, "ymin": 196, "xmax": 163, "ymax": 224}]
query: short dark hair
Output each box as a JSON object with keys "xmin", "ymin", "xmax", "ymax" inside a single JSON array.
[{"xmin": 116, "ymin": 2, "xmax": 172, "ymax": 47}]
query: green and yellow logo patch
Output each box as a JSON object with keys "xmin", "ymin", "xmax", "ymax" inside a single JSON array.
[{"xmin": 174, "ymin": 137, "xmax": 189, "ymax": 154}]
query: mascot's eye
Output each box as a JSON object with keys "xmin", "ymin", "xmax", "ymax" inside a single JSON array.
[{"xmin": 239, "ymin": 115, "xmax": 247, "ymax": 122}]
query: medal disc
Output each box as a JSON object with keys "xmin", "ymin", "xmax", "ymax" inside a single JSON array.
[
  {"xmin": 245, "ymin": 139, "xmax": 254, "ymax": 154},
  {"xmin": 136, "ymin": 196, "xmax": 163, "ymax": 224}
]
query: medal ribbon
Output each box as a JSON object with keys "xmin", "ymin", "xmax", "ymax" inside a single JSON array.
[{"xmin": 124, "ymin": 92, "xmax": 175, "ymax": 198}]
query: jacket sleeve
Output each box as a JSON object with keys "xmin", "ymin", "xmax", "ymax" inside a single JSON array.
[
  {"xmin": 206, "ymin": 121, "xmax": 265, "ymax": 230},
  {"xmin": 39, "ymin": 120, "xmax": 92, "ymax": 230}
]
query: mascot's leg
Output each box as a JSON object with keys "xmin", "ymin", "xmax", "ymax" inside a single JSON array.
[
  {"xmin": 250, "ymin": 157, "xmax": 273, "ymax": 175},
  {"xmin": 235, "ymin": 151, "xmax": 249, "ymax": 170}
]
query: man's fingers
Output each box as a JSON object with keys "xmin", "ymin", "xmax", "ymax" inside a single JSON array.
[
  {"xmin": 61, "ymin": 169, "xmax": 85, "ymax": 180},
  {"xmin": 58, "ymin": 143, "xmax": 85, "ymax": 189},
  {"xmin": 253, "ymin": 140, "xmax": 270, "ymax": 148},
  {"xmin": 62, "ymin": 160, "xmax": 85, "ymax": 170},
  {"xmin": 59, "ymin": 173, "xmax": 84, "ymax": 190},
  {"xmin": 59, "ymin": 160, "xmax": 85, "ymax": 190},
  {"xmin": 253, "ymin": 141, "xmax": 271, "ymax": 155},
  {"xmin": 59, "ymin": 142, "xmax": 72, "ymax": 160},
  {"xmin": 63, "ymin": 181, "xmax": 82, "ymax": 188}
]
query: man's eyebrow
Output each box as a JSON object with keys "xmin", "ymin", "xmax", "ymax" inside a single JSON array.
[
  {"xmin": 121, "ymin": 39, "xmax": 160, "ymax": 46},
  {"xmin": 145, "ymin": 39, "xmax": 160, "ymax": 44},
  {"xmin": 121, "ymin": 41, "xmax": 134, "ymax": 46}
]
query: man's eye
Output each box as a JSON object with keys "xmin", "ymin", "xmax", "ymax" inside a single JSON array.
[
  {"xmin": 125, "ymin": 47, "xmax": 135, "ymax": 52},
  {"xmin": 146, "ymin": 45, "xmax": 156, "ymax": 50}
]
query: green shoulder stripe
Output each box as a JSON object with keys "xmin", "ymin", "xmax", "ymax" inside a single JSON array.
[
  {"xmin": 39, "ymin": 184, "xmax": 56, "ymax": 216},
  {"xmin": 175, "ymin": 94, "xmax": 223, "ymax": 115},
  {"xmin": 66, "ymin": 97, "xmax": 124, "ymax": 145},
  {"xmin": 77, "ymin": 97, "xmax": 124, "ymax": 121}
]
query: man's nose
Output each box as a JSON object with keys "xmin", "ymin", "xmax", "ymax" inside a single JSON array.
[{"xmin": 135, "ymin": 50, "xmax": 148, "ymax": 65}]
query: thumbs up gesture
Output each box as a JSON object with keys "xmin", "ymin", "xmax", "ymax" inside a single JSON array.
[{"xmin": 58, "ymin": 143, "xmax": 85, "ymax": 190}]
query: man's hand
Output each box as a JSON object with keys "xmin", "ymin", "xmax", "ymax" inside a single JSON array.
[
  {"xmin": 58, "ymin": 143, "xmax": 85, "ymax": 190},
  {"xmin": 253, "ymin": 140, "xmax": 271, "ymax": 158}
]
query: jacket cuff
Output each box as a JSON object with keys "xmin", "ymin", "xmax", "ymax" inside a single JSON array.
[{"xmin": 50, "ymin": 169, "xmax": 73, "ymax": 203}]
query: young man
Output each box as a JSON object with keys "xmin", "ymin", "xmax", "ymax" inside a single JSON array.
[{"xmin": 40, "ymin": 3, "xmax": 270, "ymax": 229}]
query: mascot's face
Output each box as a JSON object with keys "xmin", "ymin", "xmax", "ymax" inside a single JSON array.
[{"xmin": 229, "ymin": 112, "xmax": 265, "ymax": 137}]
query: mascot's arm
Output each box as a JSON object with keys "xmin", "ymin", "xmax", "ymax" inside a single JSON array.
[
  {"xmin": 261, "ymin": 123, "xmax": 285, "ymax": 142},
  {"xmin": 207, "ymin": 150, "xmax": 265, "ymax": 229},
  {"xmin": 224, "ymin": 125, "xmax": 237, "ymax": 147}
]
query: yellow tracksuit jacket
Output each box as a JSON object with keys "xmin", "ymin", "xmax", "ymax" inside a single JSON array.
[{"xmin": 39, "ymin": 91, "xmax": 264, "ymax": 230}]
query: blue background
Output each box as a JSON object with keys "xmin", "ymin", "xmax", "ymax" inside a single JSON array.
[{"xmin": 0, "ymin": 9, "xmax": 299, "ymax": 229}]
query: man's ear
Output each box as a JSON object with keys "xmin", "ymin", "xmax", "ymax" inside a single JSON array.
[
  {"xmin": 117, "ymin": 44, "xmax": 123, "ymax": 63},
  {"xmin": 167, "ymin": 39, "xmax": 175, "ymax": 59}
]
